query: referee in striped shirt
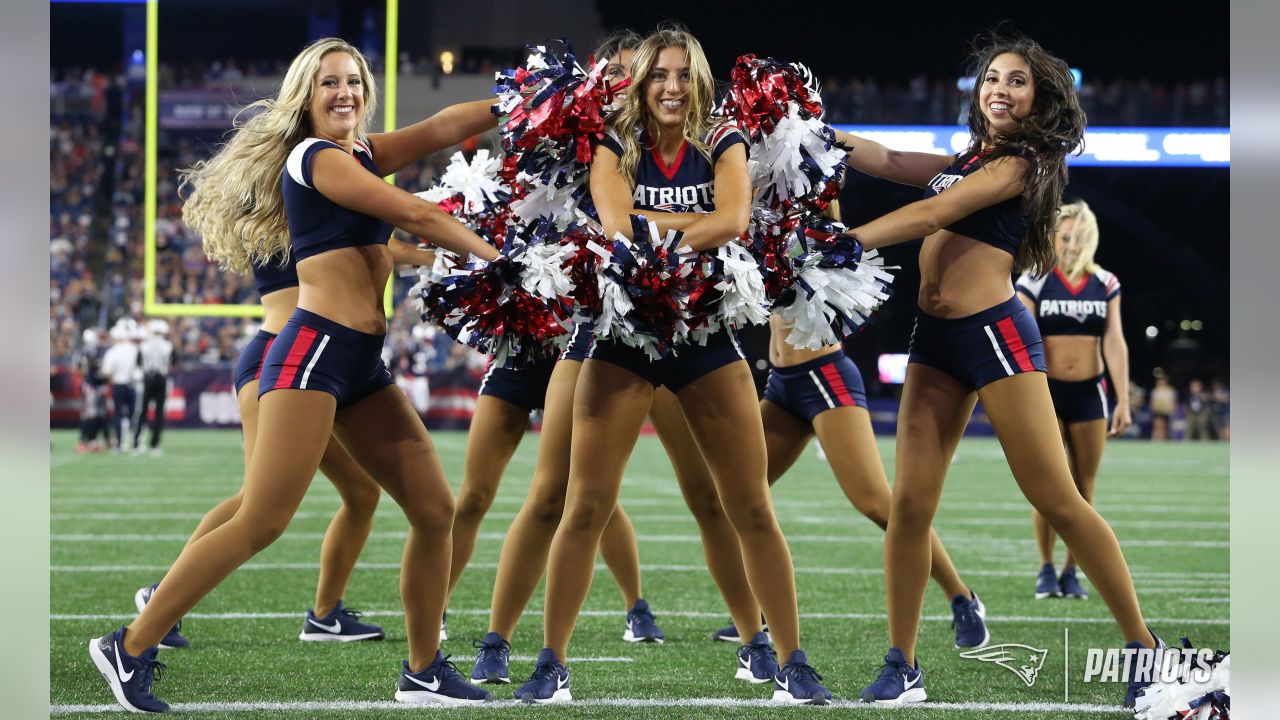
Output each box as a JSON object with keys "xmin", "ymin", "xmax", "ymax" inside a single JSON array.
[{"xmin": 134, "ymin": 319, "xmax": 175, "ymax": 455}]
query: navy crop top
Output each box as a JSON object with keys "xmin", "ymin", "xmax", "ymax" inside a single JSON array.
[
  {"xmin": 251, "ymin": 252, "xmax": 299, "ymax": 297},
  {"xmin": 282, "ymin": 138, "xmax": 394, "ymax": 261},
  {"xmin": 599, "ymin": 123, "xmax": 746, "ymax": 213},
  {"xmin": 1016, "ymin": 267, "xmax": 1121, "ymax": 337},
  {"xmin": 921, "ymin": 148, "xmax": 1034, "ymax": 255}
]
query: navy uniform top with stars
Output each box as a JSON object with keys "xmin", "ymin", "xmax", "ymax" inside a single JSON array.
[
  {"xmin": 599, "ymin": 123, "xmax": 746, "ymax": 213},
  {"xmin": 921, "ymin": 147, "xmax": 1036, "ymax": 255},
  {"xmin": 282, "ymin": 137, "xmax": 394, "ymax": 261},
  {"xmin": 1016, "ymin": 267, "xmax": 1121, "ymax": 337}
]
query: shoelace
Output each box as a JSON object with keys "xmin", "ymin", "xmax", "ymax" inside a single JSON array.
[
  {"xmin": 339, "ymin": 606, "xmax": 369, "ymax": 623},
  {"xmin": 436, "ymin": 654, "xmax": 466, "ymax": 680},
  {"xmin": 631, "ymin": 607, "xmax": 656, "ymax": 625},
  {"xmin": 952, "ymin": 601, "xmax": 979, "ymax": 630},
  {"xmin": 874, "ymin": 657, "xmax": 907, "ymax": 683},
  {"xmin": 747, "ymin": 640, "xmax": 777, "ymax": 662},
  {"xmin": 783, "ymin": 661, "xmax": 824, "ymax": 686},
  {"xmin": 139, "ymin": 657, "xmax": 167, "ymax": 693},
  {"xmin": 530, "ymin": 658, "xmax": 563, "ymax": 681},
  {"xmin": 472, "ymin": 638, "xmax": 509, "ymax": 662}
]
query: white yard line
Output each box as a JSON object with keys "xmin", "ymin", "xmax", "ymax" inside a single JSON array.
[
  {"xmin": 49, "ymin": 531, "xmax": 1230, "ymax": 549},
  {"xmin": 48, "ymin": 562, "xmax": 1231, "ymax": 595},
  {"xmin": 49, "ymin": 698, "xmax": 1127, "ymax": 714},
  {"xmin": 49, "ymin": 608, "xmax": 1228, "ymax": 626},
  {"xmin": 49, "ymin": 510, "xmax": 1230, "ymax": 530}
]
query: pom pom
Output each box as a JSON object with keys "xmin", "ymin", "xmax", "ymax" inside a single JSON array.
[
  {"xmin": 415, "ymin": 150, "xmax": 514, "ymax": 247},
  {"xmin": 417, "ymin": 238, "xmax": 574, "ymax": 367},
  {"xmin": 682, "ymin": 241, "xmax": 770, "ymax": 345},
  {"xmin": 718, "ymin": 55, "xmax": 848, "ymax": 209},
  {"xmin": 1133, "ymin": 646, "xmax": 1230, "ymax": 720},
  {"xmin": 595, "ymin": 215, "xmax": 692, "ymax": 359},
  {"xmin": 494, "ymin": 39, "xmax": 628, "ymax": 228},
  {"xmin": 774, "ymin": 225, "xmax": 895, "ymax": 349}
]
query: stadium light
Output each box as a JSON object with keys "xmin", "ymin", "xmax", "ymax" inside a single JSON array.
[{"xmin": 1146, "ymin": 326, "xmax": 1159, "ymax": 338}]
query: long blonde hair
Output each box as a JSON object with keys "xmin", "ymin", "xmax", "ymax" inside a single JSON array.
[
  {"xmin": 180, "ymin": 38, "xmax": 378, "ymax": 273},
  {"xmin": 1057, "ymin": 199, "xmax": 1100, "ymax": 277},
  {"xmin": 610, "ymin": 25, "xmax": 716, "ymax": 186}
]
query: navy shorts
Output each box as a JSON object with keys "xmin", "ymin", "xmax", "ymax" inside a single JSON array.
[
  {"xmin": 257, "ymin": 308, "xmax": 393, "ymax": 409},
  {"xmin": 1049, "ymin": 374, "xmax": 1110, "ymax": 424},
  {"xmin": 587, "ymin": 329, "xmax": 746, "ymax": 393},
  {"xmin": 479, "ymin": 323, "xmax": 596, "ymax": 412},
  {"xmin": 233, "ymin": 329, "xmax": 277, "ymax": 394},
  {"xmin": 764, "ymin": 349, "xmax": 867, "ymax": 423},
  {"xmin": 908, "ymin": 295, "xmax": 1046, "ymax": 390}
]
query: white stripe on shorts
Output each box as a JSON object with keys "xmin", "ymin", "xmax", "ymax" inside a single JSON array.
[
  {"xmin": 728, "ymin": 330, "xmax": 746, "ymax": 360},
  {"xmin": 478, "ymin": 361, "xmax": 499, "ymax": 394},
  {"xmin": 983, "ymin": 325, "xmax": 1015, "ymax": 376},
  {"xmin": 1097, "ymin": 379, "xmax": 1110, "ymax": 421},
  {"xmin": 298, "ymin": 334, "xmax": 330, "ymax": 390},
  {"xmin": 808, "ymin": 371, "xmax": 836, "ymax": 409}
]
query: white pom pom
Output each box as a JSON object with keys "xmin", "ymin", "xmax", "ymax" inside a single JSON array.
[
  {"xmin": 685, "ymin": 242, "xmax": 770, "ymax": 344},
  {"xmin": 1133, "ymin": 654, "xmax": 1230, "ymax": 720},
  {"xmin": 512, "ymin": 171, "xmax": 588, "ymax": 229},
  {"xmin": 517, "ymin": 241, "xmax": 576, "ymax": 299},
  {"xmin": 415, "ymin": 186, "xmax": 454, "ymax": 203},
  {"xmin": 747, "ymin": 103, "xmax": 846, "ymax": 206},
  {"xmin": 437, "ymin": 149, "xmax": 508, "ymax": 213},
  {"xmin": 777, "ymin": 248, "xmax": 895, "ymax": 350}
]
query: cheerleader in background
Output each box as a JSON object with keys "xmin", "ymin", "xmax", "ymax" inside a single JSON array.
[{"xmin": 1015, "ymin": 199, "xmax": 1130, "ymax": 601}]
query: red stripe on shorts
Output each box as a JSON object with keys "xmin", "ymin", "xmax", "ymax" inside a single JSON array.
[
  {"xmin": 274, "ymin": 327, "xmax": 318, "ymax": 389},
  {"xmin": 253, "ymin": 337, "xmax": 276, "ymax": 380},
  {"xmin": 820, "ymin": 363, "xmax": 857, "ymax": 406},
  {"xmin": 996, "ymin": 317, "xmax": 1035, "ymax": 373}
]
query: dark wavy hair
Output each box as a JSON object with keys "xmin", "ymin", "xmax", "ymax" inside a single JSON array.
[
  {"xmin": 595, "ymin": 29, "xmax": 643, "ymax": 64},
  {"xmin": 964, "ymin": 32, "xmax": 1087, "ymax": 275}
]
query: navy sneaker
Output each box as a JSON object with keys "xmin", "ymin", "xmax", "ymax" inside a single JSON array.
[
  {"xmin": 470, "ymin": 632, "xmax": 511, "ymax": 684},
  {"xmin": 88, "ymin": 626, "xmax": 169, "ymax": 713},
  {"xmin": 623, "ymin": 598, "xmax": 664, "ymax": 643},
  {"xmin": 514, "ymin": 647, "xmax": 571, "ymax": 704},
  {"xmin": 951, "ymin": 591, "xmax": 990, "ymax": 649},
  {"xmin": 299, "ymin": 600, "xmax": 385, "ymax": 642},
  {"xmin": 860, "ymin": 647, "xmax": 926, "ymax": 704},
  {"xmin": 1123, "ymin": 630, "xmax": 1166, "ymax": 708},
  {"xmin": 395, "ymin": 651, "xmax": 491, "ymax": 706},
  {"xmin": 1059, "ymin": 567, "xmax": 1089, "ymax": 599},
  {"xmin": 134, "ymin": 583, "xmax": 189, "ymax": 649},
  {"xmin": 1035, "ymin": 563, "xmax": 1062, "ymax": 599},
  {"xmin": 772, "ymin": 649, "xmax": 832, "ymax": 705},
  {"xmin": 735, "ymin": 631, "xmax": 778, "ymax": 684},
  {"xmin": 710, "ymin": 615, "xmax": 769, "ymax": 643}
]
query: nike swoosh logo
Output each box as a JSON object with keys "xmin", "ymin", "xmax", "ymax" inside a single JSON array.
[
  {"xmin": 309, "ymin": 617, "xmax": 342, "ymax": 633},
  {"xmin": 777, "ymin": 676, "xmax": 789, "ymax": 692},
  {"xmin": 404, "ymin": 673, "xmax": 442, "ymax": 692},
  {"xmin": 557, "ymin": 674, "xmax": 569, "ymax": 690},
  {"xmin": 113, "ymin": 640, "xmax": 134, "ymax": 683},
  {"xmin": 904, "ymin": 673, "xmax": 921, "ymax": 690},
  {"xmin": 740, "ymin": 656, "xmax": 752, "ymax": 671}
]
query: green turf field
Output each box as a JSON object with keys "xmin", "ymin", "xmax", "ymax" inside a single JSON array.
[{"xmin": 49, "ymin": 429, "xmax": 1228, "ymax": 718}]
